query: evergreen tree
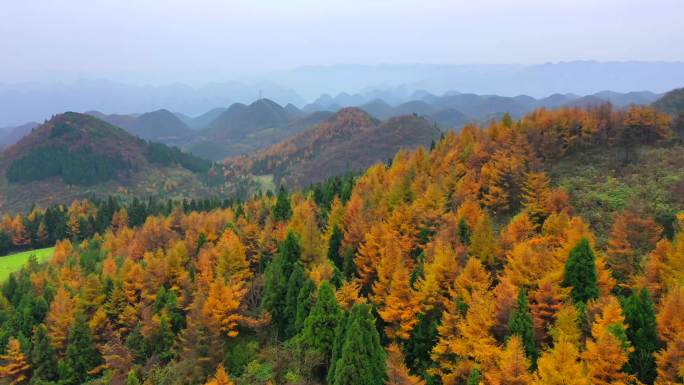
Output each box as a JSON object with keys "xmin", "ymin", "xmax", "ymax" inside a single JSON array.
[
  {"xmin": 273, "ymin": 186, "xmax": 292, "ymax": 221},
  {"xmin": 508, "ymin": 287, "xmax": 537, "ymax": 368},
  {"xmin": 30, "ymin": 324, "xmax": 58, "ymax": 382},
  {"xmin": 327, "ymin": 224, "xmax": 344, "ymax": 271},
  {"xmin": 300, "ymin": 281, "xmax": 342, "ymax": 372},
  {"xmin": 330, "ymin": 304, "xmax": 386, "ymax": 385},
  {"xmin": 284, "ymin": 263, "xmax": 308, "ymax": 339},
  {"xmin": 59, "ymin": 313, "xmax": 103, "ymax": 385},
  {"xmin": 622, "ymin": 288, "xmax": 659, "ymax": 385},
  {"xmin": 261, "ymin": 232, "xmax": 301, "ymax": 337},
  {"xmin": 151, "ymin": 314, "xmax": 175, "ymax": 362},
  {"xmin": 562, "ymin": 238, "xmax": 599, "ymax": 303},
  {"xmin": 403, "ymin": 309, "xmax": 441, "ymax": 380},
  {"xmin": 294, "ymin": 279, "xmax": 316, "ymax": 334}
]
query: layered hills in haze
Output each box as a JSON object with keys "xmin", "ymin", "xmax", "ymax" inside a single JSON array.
[{"xmin": 18, "ymin": 89, "xmax": 654, "ymax": 163}]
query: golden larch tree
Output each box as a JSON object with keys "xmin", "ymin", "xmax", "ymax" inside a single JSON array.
[
  {"xmin": 582, "ymin": 297, "xmax": 635, "ymax": 385},
  {"xmin": 533, "ymin": 338, "xmax": 588, "ymax": 385},
  {"xmin": 45, "ymin": 286, "xmax": 78, "ymax": 354},
  {"xmin": 484, "ymin": 336, "xmax": 532, "ymax": 385},
  {"xmin": 521, "ymin": 171, "xmax": 552, "ymax": 226},
  {"xmin": 202, "ymin": 278, "xmax": 247, "ymax": 338},
  {"xmin": 0, "ymin": 339, "xmax": 30, "ymax": 385},
  {"xmin": 204, "ymin": 363, "xmax": 235, "ymax": 385},
  {"xmin": 377, "ymin": 262, "xmax": 419, "ymax": 340},
  {"xmin": 386, "ymin": 343, "xmax": 426, "ymax": 385}
]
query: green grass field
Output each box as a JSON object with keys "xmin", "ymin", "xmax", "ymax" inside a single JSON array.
[
  {"xmin": 0, "ymin": 247, "xmax": 55, "ymax": 281},
  {"xmin": 253, "ymin": 174, "xmax": 276, "ymax": 193}
]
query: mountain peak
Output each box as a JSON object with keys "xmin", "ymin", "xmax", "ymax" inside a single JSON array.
[{"xmin": 328, "ymin": 107, "xmax": 376, "ymax": 128}]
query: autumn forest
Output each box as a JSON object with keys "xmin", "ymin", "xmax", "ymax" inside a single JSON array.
[{"xmin": 0, "ymin": 100, "xmax": 683, "ymax": 385}]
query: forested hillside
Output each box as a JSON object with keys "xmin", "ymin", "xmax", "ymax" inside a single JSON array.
[
  {"xmin": 2, "ymin": 103, "xmax": 684, "ymax": 385},
  {"xmin": 0, "ymin": 113, "xmax": 218, "ymax": 213},
  {"xmin": 223, "ymin": 108, "xmax": 440, "ymax": 188}
]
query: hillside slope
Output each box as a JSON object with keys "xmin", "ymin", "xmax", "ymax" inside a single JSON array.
[
  {"xmin": 0, "ymin": 121, "xmax": 39, "ymax": 149},
  {"xmin": 0, "ymin": 112, "xmax": 216, "ymax": 213},
  {"xmin": 654, "ymin": 88, "xmax": 684, "ymax": 139},
  {"xmin": 223, "ymin": 107, "xmax": 441, "ymax": 188}
]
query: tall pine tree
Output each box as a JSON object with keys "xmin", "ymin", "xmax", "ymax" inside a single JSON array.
[
  {"xmin": 562, "ymin": 238, "xmax": 599, "ymax": 304},
  {"xmin": 273, "ymin": 186, "xmax": 292, "ymax": 221},
  {"xmin": 622, "ymin": 288, "xmax": 659, "ymax": 385},
  {"xmin": 327, "ymin": 224, "xmax": 344, "ymax": 271},
  {"xmin": 284, "ymin": 263, "xmax": 310, "ymax": 339},
  {"xmin": 329, "ymin": 304, "xmax": 386, "ymax": 385},
  {"xmin": 261, "ymin": 232, "xmax": 302, "ymax": 337},
  {"xmin": 59, "ymin": 313, "xmax": 103, "ymax": 385},
  {"xmin": 294, "ymin": 279, "xmax": 316, "ymax": 334},
  {"xmin": 300, "ymin": 281, "xmax": 342, "ymax": 375},
  {"xmin": 403, "ymin": 309, "xmax": 441, "ymax": 382},
  {"xmin": 31, "ymin": 324, "xmax": 58, "ymax": 382},
  {"xmin": 508, "ymin": 287, "xmax": 537, "ymax": 368}
]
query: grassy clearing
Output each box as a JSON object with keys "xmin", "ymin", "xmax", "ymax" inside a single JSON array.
[
  {"xmin": 253, "ymin": 174, "xmax": 276, "ymax": 193},
  {"xmin": 0, "ymin": 247, "xmax": 55, "ymax": 281}
]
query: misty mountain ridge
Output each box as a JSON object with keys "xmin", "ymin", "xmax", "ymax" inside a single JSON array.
[{"xmin": 1, "ymin": 61, "xmax": 683, "ymax": 127}]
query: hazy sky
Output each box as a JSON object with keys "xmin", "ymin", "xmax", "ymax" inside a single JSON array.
[{"xmin": 1, "ymin": 0, "xmax": 683, "ymax": 84}]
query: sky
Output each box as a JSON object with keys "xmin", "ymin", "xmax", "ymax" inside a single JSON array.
[{"xmin": 1, "ymin": 0, "xmax": 683, "ymax": 84}]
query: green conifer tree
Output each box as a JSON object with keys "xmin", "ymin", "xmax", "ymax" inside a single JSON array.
[
  {"xmin": 622, "ymin": 288, "xmax": 659, "ymax": 385},
  {"xmin": 300, "ymin": 282, "xmax": 342, "ymax": 370},
  {"xmin": 508, "ymin": 288, "xmax": 537, "ymax": 368},
  {"xmin": 284, "ymin": 263, "xmax": 308, "ymax": 339},
  {"xmin": 294, "ymin": 279, "xmax": 316, "ymax": 334},
  {"xmin": 562, "ymin": 238, "xmax": 599, "ymax": 303},
  {"xmin": 30, "ymin": 324, "xmax": 58, "ymax": 382},
  {"xmin": 403, "ymin": 309, "xmax": 441, "ymax": 379},
  {"xmin": 261, "ymin": 232, "xmax": 301, "ymax": 337},
  {"xmin": 330, "ymin": 304, "xmax": 386, "ymax": 385},
  {"xmin": 327, "ymin": 224, "xmax": 344, "ymax": 271},
  {"xmin": 273, "ymin": 186, "xmax": 292, "ymax": 221},
  {"xmin": 59, "ymin": 313, "xmax": 103, "ymax": 385}
]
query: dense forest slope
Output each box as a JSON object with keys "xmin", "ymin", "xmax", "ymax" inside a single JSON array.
[
  {"xmin": 0, "ymin": 113, "xmax": 216, "ymax": 213},
  {"xmin": 1, "ymin": 102, "xmax": 684, "ymax": 385},
  {"xmin": 223, "ymin": 107, "xmax": 441, "ymax": 188}
]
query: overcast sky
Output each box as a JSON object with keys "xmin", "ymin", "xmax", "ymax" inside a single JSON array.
[{"xmin": 1, "ymin": 0, "xmax": 683, "ymax": 84}]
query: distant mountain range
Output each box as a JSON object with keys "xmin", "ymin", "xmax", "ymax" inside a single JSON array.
[
  {"xmin": 0, "ymin": 89, "xmax": 682, "ymax": 212},
  {"xmin": 1, "ymin": 61, "xmax": 683, "ymax": 127},
  {"xmin": 0, "ymin": 89, "xmax": 666, "ymax": 162},
  {"xmin": 275, "ymin": 61, "xmax": 684, "ymax": 100}
]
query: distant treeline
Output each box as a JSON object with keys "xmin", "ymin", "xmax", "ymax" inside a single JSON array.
[
  {"xmin": 0, "ymin": 196, "xmax": 234, "ymax": 256},
  {"xmin": 0, "ymin": 173, "xmax": 356, "ymax": 257}
]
